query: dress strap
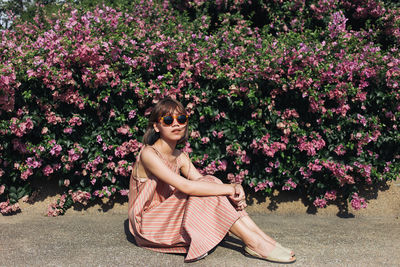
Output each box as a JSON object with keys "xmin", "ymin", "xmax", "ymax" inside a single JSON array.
[
  {"xmin": 146, "ymin": 145, "xmax": 164, "ymax": 158},
  {"xmin": 147, "ymin": 145, "xmax": 178, "ymax": 171}
]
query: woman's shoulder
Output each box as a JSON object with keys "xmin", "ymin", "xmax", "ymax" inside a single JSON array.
[{"xmin": 140, "ymin": 145, "xmax": 161, "ymax": 161}]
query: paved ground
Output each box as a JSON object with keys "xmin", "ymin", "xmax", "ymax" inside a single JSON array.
[{"xmin": 1, "ymin": 211, "xmax": 399, "ymax": 267}]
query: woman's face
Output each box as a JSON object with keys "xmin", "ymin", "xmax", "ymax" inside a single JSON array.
[{"xmin": 154, "ymin": 109, "xmax": 188, "ymax": 142}]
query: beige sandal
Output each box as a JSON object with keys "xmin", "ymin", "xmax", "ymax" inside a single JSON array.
[
  {"xmin": 244, "ymin": 245, "xmax": 296, "ymax": 263},
  {"xmin": 276, "ymin": 242, "xmax": 295, "ymax": 256}
]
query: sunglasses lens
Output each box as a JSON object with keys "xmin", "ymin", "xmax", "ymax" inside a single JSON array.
[
  {"xmin": 163, "ymin": 116, "xmax": 174, "ymax": 125},
  {"xmin": 177, "ymin": 115, "xmax": 187, "ymax": 124}
]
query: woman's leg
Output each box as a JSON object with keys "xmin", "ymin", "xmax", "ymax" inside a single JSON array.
[
  {"xmin": 238, "ymin": 215, "xmax": 294, "ymax": 255},
  {"xmin": 229, "ymin": 216, "xmax": 276, "ymax": 258}
]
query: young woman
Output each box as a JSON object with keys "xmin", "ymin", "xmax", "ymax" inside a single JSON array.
[{"xmin": 128, "ymin": 98, "xmax": 296, "ymax": 263}]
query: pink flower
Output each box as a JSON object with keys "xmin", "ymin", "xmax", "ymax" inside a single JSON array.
[
  {"xmin": 0, "ymin": 200, "xmax": 9, "ymax": 210},
  {"xmin": 68, "ymin": 116, "xmax": 82, "ymax": 126},
  {"xmin": 41, "ymin": 127, "xmax": 49, "ymax": 134},
  {"xmin": 324, "ymin": 190, "xmax": 337, "ymax": 201},
  {"xmin": 282, "ymin": 178, "xmax": 297, "ymax": 191},
  {"xmin": 334, "ymin": 144, "xmax": 346, "ymax": 155},
  {"xmin": 117, "ymin": 125, "xmax": 130, "ymax": 135},
  {"xmin": 64, "ymin": 179, "xmax": 70, "ymax": 187},
  {"xmin": 201, "ymin": 137, "xmax": 210, "ymax": 144},
  {"xmin": 21, "ymin": 168, "xmax": 33, "ymax": 180},
  {"xmin": 128, "ymin": 110, "xmax": 137, "ymax": 119},
  {"xmin": 119, "ymin": 189, "xmax": 129, "ymax": 196},
  {"xmin": 265, "ymin": 167, "xmax": 272, "ymax": 173},
  {"xmin": 0, "ymin": 185, "xmax": 5, "ymax": 195},
  {"xmin": 69, "ymin": 190, "xmax": 91, "ymax": 205},
  {"xmin": 313, "ymin": 197, "xmax": 327, "ymax": 208},
  {"xmin": 190, "ymin": 131, "xmax": 200, "ymax": 139},
  {"xmin": 42, "ymin": 165, "xmax": 54, "ymax": 176},
  {"xmin": 63, "ymin": 127, "xmax": 73, "ymax": 134},
  {"xmin": 350, "ymin": 193, "xmax": 367, "ymax": 210}
]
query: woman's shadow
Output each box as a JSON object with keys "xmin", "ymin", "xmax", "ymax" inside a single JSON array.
[{"xmin": 123, "ymin": 219, "xmax": 137, "ymax": 245}]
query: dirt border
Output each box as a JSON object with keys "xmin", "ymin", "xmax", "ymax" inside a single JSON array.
[{"xmin": 10, "ymin": 179, "xmax": 400, "ymax": 217}]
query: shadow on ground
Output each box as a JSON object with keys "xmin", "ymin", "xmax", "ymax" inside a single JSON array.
[{"xmin": 246, "ymin": 180, "xmax": 392, "ymax": 218}]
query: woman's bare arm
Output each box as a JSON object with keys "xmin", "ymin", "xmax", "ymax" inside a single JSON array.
[
  {"xmin": 178, "ymin": 152, "xmax": 204, "ymax": 181},
  {"xmin": 140, "ymin": 146, "xmax": 236, "ymax": 197}
]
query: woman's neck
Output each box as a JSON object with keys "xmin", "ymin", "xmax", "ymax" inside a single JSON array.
[{"xmin": 153, "ymin": 139, "xmax": 176, "ymax": 155}]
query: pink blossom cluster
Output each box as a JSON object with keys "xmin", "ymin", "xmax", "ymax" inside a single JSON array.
[
  {"xmin": 84, "ymin": 156, "xmax": 104, "ymax": 173},
  {"xmin": 350, "ymin": 192, "xmax": 367, "ymax": 210},
  {"xmin": 49, "ymin": 140, "xmax": 62, "ymax": 156},
  {"xmin": 45, "ymin": 111, "xmax": 63, "ymax": 125},
  {"xmin": 115, "ymin": 160, "xmax": 132, "ymax": 177},
  {"xmin": 66, "ymin": 143, "xmax": 84, "ymax": 163},
  {"xmin": 69, "ymin": 190, "xmax": 91, "ymax": 205},
  {"xmin": 328, "ymin": 11, "xmax": 348, "ymax": 38},
  {"xmin": 68, "ymin": 116, "xmax": 82, "ymax": 127},
  {"xmin": 250, "ymin": 134, "xmax": 287, "ymax": 157},
  {"xmin": 119, "ymin": 189, "xmax": 129, "ymax": 196},
  {"xmin": 194, "ymin": 153, "xmax": 209, "ymax": 166},
  {"xmin": 212, "ymin": 130, "xmax": 224, "ymax": 139},
  {"xmin": 313, "ymin": 197, "xmax": 327, "ymax": 208},
  {"xmin": 334, "ymin": 144, "xmax": 346, "ymax": 156},
  {"xmin": 353, "ymin": 162, "xmax": 372, "ymax": 184},
  {"xmin": 250, "ymin": 180, "xmax": 274, "ymax": 192},
  {"xmin": 324, "ymin": 190, "xmax": 337, "ymax": 201},
  {"xmin": 9, "ymin": 117, "xmax": 34, "ymax": 137},
  {"xmin": 0, "ymin": 200, "xmax": 20, "ymax": 214},
  {"xmin": 115, "ymin": 139, "xmax": 141, "ymax": 158},
  {"xmin": 297, "ymin": 132, "xmax": 326, "ymax": 156},
  {"xmin": 302, "ymin": 159, "xmax": 355, "ymax": 187},
  {"xmin": 282, "ymin": 178, "xmax": 297, "ymax": 191},
  {"xmin": 42, "ymin": 164, "xmax": 61, "ymax": 177},
  {"xmin": 117, "ymin": 125, "xmax": 131, "ymax": 135},
  {"xmin": 226, "ymin": 144, "xmax": 250, "ymax": 164},
  {"xmin": 93, "ymin": 186, "xmax": 116, "ymax": 198},
  {"xmin": 264, "ymin": 160, "xmax": 282, "ymax": 174},
  {"xmin": 0, "ymin": 68, "xmax": 17, "ymax": 112},
  {"xmin": 227, "ymin": 169, "xmax": 248, "ymax": 184},
  {"xmin": 201, "ymin": 160, "xmax": 227, "ymax": 175},
  {"xmin": 26, "ymin": 157, "xmax": 42, "ymax": 169},
  {"xmin": 353, "ymin": 130, "xmax": 381, "ymax": 156},
  {"xmin": 312, "ymin": 190, "xmax": 337, "ymax": 208},
  {"xmin": 47, "ymin": 194, "xmax": 67, "ymax": 217}
]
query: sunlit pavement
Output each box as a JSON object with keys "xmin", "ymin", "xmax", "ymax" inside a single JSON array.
[{"xmin": 1, "ymin": 212, "xmax": 399, "ymax": 267}]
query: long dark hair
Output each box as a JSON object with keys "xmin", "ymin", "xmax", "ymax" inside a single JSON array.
[{"xmin": 142, "ymin": 98, "xmax": 189, "ymax": 145}]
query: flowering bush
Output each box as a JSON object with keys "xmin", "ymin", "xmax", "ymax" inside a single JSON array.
[{"xmin": 0, "ymin": 0, "xmax": 399, "ymax": 215}]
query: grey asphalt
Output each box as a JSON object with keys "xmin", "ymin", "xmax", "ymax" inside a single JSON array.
[{"xmin": 1, "ymin": 212, "xmax": 399, "ymax": 267}]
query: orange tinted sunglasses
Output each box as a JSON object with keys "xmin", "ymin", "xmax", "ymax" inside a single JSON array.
[{"xmin": 159, "ymin": 114, "xmax": 188, "ymax": 126}]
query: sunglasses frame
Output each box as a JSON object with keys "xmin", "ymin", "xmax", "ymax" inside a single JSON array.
[{"xmin": 159, "ymin": 114, "xmax": 189, "ymax": 126}]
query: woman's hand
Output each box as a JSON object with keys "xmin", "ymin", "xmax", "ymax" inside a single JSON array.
[{"xmin": 228, "ymin": 184, "xmax": 247, "ymax": 210}]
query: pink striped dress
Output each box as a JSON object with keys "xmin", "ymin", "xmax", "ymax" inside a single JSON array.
[{"xmin": 128, "ymin": 146, "xmax": 248, "ymax": 262}]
